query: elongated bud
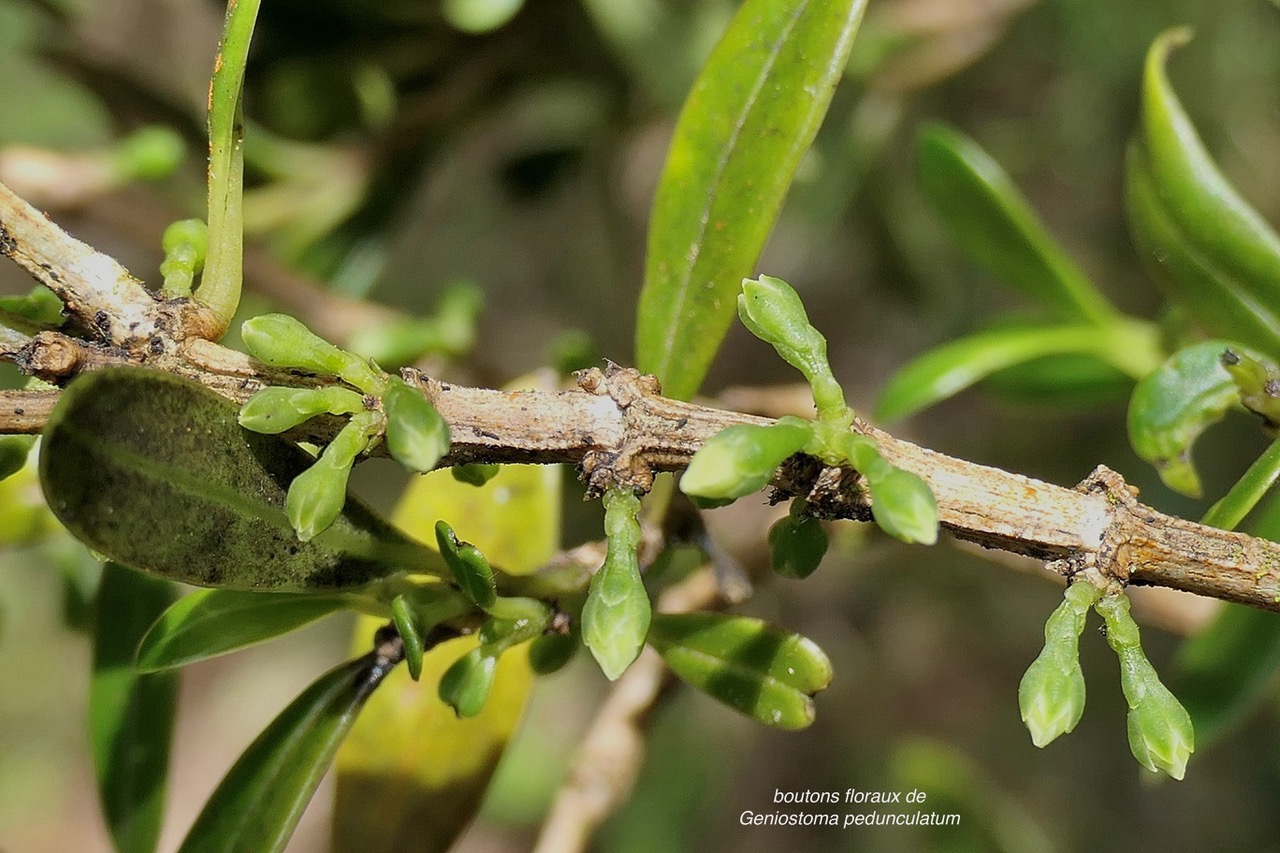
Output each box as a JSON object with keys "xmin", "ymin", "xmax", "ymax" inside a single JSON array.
[
  {"xmin": 435, "ymin": 520, "xmax": 497, "ymax": 608},
  {"xmin": 241, "ymin": 314, "xmax": 382, "ymax": 391},
  {"xmin": 159, "ymin": 218, "xmax": 208, "ymax": 297},
  {"xmin": 285, "ymin": 412, "xmax": 379, "ymax": 541},
  {"xmin": 1018, "ymin": 582, "xmax": 1099, "ymax": 747},
  {"xmin": 238, "ymin": 386, "xmax": 365, "ymax": 434},
  {"xmin": 1096, "ymin": 593, "xmax": 1195, "ymax": 779},
  {"xmin": 583, "ymin": 489, "xmax": 650, "ymax": 680},
  {"xmin": 739, "ymin": 276, "xmax": 846, "ymax": 418},
  {"xmin": 680, "ymin": 417, "xmax": 812, "ymax": 501}
]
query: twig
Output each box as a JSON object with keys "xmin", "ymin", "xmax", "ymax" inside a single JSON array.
[{"xmin": 4, "ymin": 178, "xmax": 1280, "ymax": 614}]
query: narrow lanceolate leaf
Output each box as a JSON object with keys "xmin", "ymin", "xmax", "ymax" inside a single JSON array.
[
  {"xmin": 91, "ymin": 562, "xmax": 178, "ymax": 853},
  {"xmin": 136, "ymin": 589, "xmax": 353, "ymax": 672},
  {"xmin": 1127, "ymin": 341, "xmax": 1249, "ymax": 498},
  {"xmin": 635, "ymin": 0, "xmax": 867, "ymax": 400},
  {"xmin": 916, "ymin": 124, "xmax": 1115, "ymax": 324},
  {"xmin": 876, "ymin": 321, "xmax": 1160, "ymax": 422},
  {"xmin": 40, "ymin": 368, "xmax": 440, "ymax": 590},
  {"xmin": 177, "ymin": 649, "xmax": 398, "ymax": 853},
  {"xmin": 1126, "ymin": 28, "xmax": 1280, "ymax": 358},
  {"xmin": 647, "ymin": 612, "xmax": 833, "ymax": 730}
]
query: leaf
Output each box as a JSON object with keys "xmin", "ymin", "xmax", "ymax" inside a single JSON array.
[
  {"xmin": 1126, "ymin": 29, "xmax": 1280, "ymax": 358},
  {"xmin": 634, "ymin": 0, "xmax": 867, "ymax": 400},
  {"xmin": 177, "ymin": 649, "xmax": 395, "ymax": 853},
  {"xmin": 1127, "ymin": 340, "xmax": 1247, "ymax": 498},
  {"xmin": 876, "ymin": 321, "xmax": 1159, "ymax": 422},
  {"xmin": 334, "ymin": 372, "xmax": 557, "ymax": 853},
  {"xmin": 435, "ymin": 519, "xmax": 498, "ymax": 608},
  {"xmin": 90, "ymin": 562, "xmax": 178, "ymax": 853},
  {"xmin": 39, "ymin": 368, "xmax": 439, "ymax": 590},
  {"xmin": 648, "ymin": 612, "xmax": 832, "ymax": 730},
  {"xmin": 917, "ymin": 124, "xmax": 1116, "ymax": 324},
  {"xmin": 136, "ymin": 589, "xmax": 353, "ymax": 672}
]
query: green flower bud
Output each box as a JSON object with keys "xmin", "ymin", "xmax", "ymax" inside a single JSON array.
[
  {"xmin": 528, "ymin": 631, "xmax": 577, "ymax": 675},
  {"xmin": 452, "ymin": 463, "xmax": 501, "ymax": 487},
  {"xmin": 391, "ymin": 594, "xmax": 426, "ymax": 681},
  {"xmin": 241, "ymin": 314, "xmax": 382, "ymax": 391},
  {"xmin": 680, "ymin": 417, "xmax": 812, "ymax": 501},
  {"xmin": 867, "ymin": 466, "xmax": 939, "ymax": 545},
  {"xmin": 159, "ymin": 219, "xmax": 208, "ymax": 298},
  {"xmin": 738, "ymin": 276, "xmax": 846, "ymax": 418},
  {"xmin": 1096, "ymin": 593, "xmax": 1195, "ymax": 780},
  {"xmin": 768, "ymin": 502, "xmax": 828, "ymax": 579},
  {"xmin": 238, "ymin": 386, "xmax": 365, "ymax": 434},
  {"xmin": 1018, "ymin": 581, "xmax": 1100, "ymax": 747},
  {"xmin": 285, "ymin": 412, "xmax": 379, "ymax": 541},
  {"xmin": 438, "ymin": 647, "xmax": 498, "ymax": 718},
  {"xmin": 583, "ymin": 489, "xmax": 650, "ymax": 680},
  {"xmin": 1222, "ymin": 348, "xmax": 1280, "ymax": 426},
  {"xmin": 383, "ymin": 379, "xmax": 450, "ymax": 473},
  {"xmin": 435, "ymin": 520, "xmax": 497, "ymax": 608}
]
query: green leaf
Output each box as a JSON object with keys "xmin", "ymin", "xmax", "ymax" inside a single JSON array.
[
  {"xmin": 680, "ymin": 418, "xmax": 812, "ymax": 501},
  {"xmin": 0, "ymin": 284, "xmax": 64, "ymax": 328},
  {"xmin": 136, "ymin": 589, "xmax": 352, "ymax": 672},
  {"xmin": 1127, "ymin": 341, "xmax": 1252, "ymax": 498},
  {"xmin": 528, "ymin": 631, "xmax": 578, "ymax": 675},
  {"xmin": 635, "ymin": 0, "xmax": 867, "ymax": 400},
  {"xmin": 383, "ymin": 378, "xmax": 451, "ymax": 474},
  {"xmin": 916, "ymin": 124, "xmax": 1115, "ymax": 324},
  {"xmin": 647, "ymin": 612, "xmax": 833, "ymax": 730},
  {"xmin": 39, "ymin": 368, "xmax": 439, "ymax": 590},
  {"xmin": 1126, "ymin": 29, "xmax": 1280, "ymax": 358},
  {"xmin": 452, "ymin": 463, "xmax": 500, "ymax": 487},
  {"xmin": 91, "ymin": 562, "xmax": 178, "ymax": 853},
  {"xmin": 876, "ymin": 321, "xmax": 1160, "ymax": 422},
  {"xmin": 583, "ymin": 488, "xmax": 651, "ymax": 679},
  {"xmin": 177, "ymin": 649, "xmax": 397, "ymax": 853},
  {"xmin": 0, "ymin": 434, "xmax": 35, "ymax": 481}
]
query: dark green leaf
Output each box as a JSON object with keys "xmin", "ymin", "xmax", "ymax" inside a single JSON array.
[
  {"xmin": 178, "ymin": 648, "xmax": 397, "ymax": 853},
  {"xmin": 0, "ymin": 434, "xmax": 34, "ymax": 481},
  {"xmin": 916, "ymin": 124, "xmax": 1115, "ymax": 324},
  {"xmin": 1126, "ymin": 29, "xmax": 1280, "ymax": 358},
  {"xmin": 768, "ymin": 510, "xmax": 828, "ymax": 580},
  {"xmin": 439, "ymin": 647, "xmax": 498, "ymax": 718},
  {"xmin": 1127, "ymin": 341, "xmax": 1248, "ymax": 498},
  {"xmin": 136, "ymin": 589, "xmax": 353, "ymax": 672},
  {"xmin": 39, "ymin": 368, "xmax": 440, "ymax": 590},
  {"xmin": 528, "ymin": 631, "xmax": 577, "ymax": 675},
  {"xmin": 648, "ymin": 612, "xmax": 832, "ymax": 730},
  {"xmin": 876, "ymin": 322, "xmax": 1159, "ymax": 422},
  {"xmin": 982, "ymin": 353, "xmax": 1134, "ymax": 407},
  {"xmin": 91, "ymin": 562, "xmax": 178, "ymax": 853},
  {"xmin": 634, "ymin": 0, "xmax": 867, "ymax": 400}
]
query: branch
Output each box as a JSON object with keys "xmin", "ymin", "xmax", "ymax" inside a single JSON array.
[{"xmin": 4, "ymin": 177, "xmax": 1280, "ymax": 614}]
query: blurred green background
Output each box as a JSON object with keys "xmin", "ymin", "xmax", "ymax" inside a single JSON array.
[{"xmin": 3, "ymin": 0, "xmax": 1280, "ymax": 850}]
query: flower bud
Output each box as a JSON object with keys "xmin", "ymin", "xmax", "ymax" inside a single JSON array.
[
  {"xmin": 680, "ymin": 418, "xmax": 812, "ymax": 501},
  {"xmin": 768, "ymin": 505, "xmax": 828, "ymax": 579},
  {"xmin": 438, "ymin": 647, "xmax": 498, "ymax": 718},
  {"xmin": 383, "ymin": 379, "xmax": 450, "ymax": 473},
  {"xmin": 435, "ymin": 520, "xmax": 497, "ymax": 608},
  {"xmin": 868, "ymin": 466, "xmax": 938, "ymax": 545},
  {"xmin": 285, "ymin": 412, "xmax": 379, "ymax": 541},
  {"xmin": 238, "ymin": 386, "xmax": 365, "ymax": 434},
  {"xmin": 583, "ymin": 489, "xmax": 650, "ymax": 680},
  {"xmin": 241, "ymin": 314, "xmax": 382, "ymax": 390},
  {"xmin": 1018, "ymin": 581, "xmax": 1098, "ymax": 747}
]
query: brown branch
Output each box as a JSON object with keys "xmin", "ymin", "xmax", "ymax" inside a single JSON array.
[{"xmin": 4, "ymin": 177, "xmax": 1280, "ymax": 615}]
